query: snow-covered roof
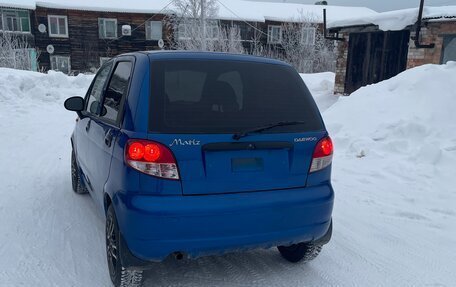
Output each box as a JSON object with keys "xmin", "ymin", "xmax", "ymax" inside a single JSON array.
[
  {"xmin": 0, "ymin": 0, "xmax": 35, "ymax": 10},
  {"xmin": 328, "ymin": 6, "xmax": 456, "ymax": 31},
  {"xmin": 0, "ymin": 0, "xmax": 377, "ymax": 24},
  {"xmin": 216, "ymin": 1, "xmax": 377, "ymax": 23}
]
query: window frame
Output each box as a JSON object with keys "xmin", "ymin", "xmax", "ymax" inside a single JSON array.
[
  {"xmin": 177, "ymin": 22, "xmax": 192, "ymax": 40},
  {"xmin": 149, "ymin": 60, "xmax": 325, "ymax": 134},
  {"xmin": 267, "ymin": 25, "xmax": 282, "ymax": 44},
  {"xmin": 301, "ymin": 27, "xmax": 316, "ymax": 45},
  {"xmin": 47, "ymin": 15, "xmax": 68, "ymax": 38},
  {"xmin": 146, "ymin": 20, "xmax": 163, "ymax": 41},
  {"xmin": 177, "ymin": 20, "xmax": 220, "ymax": 41},
  {"xmin": 0, "ymin": 8, "xmax": 31, "ymax": 33},
  {"xmin": 206, "ymin": 22, "xmax": 220, "ymax": 40},
  {"xmin": 50, "ymin": 55, "xmax": 71, "ymax": 74},
  {"xmin": 440, "ymin": 34, "xmax": 456, "ymax": 64},
  {"xmin": 99, "ymin": 18, "xmax": 118, "ymax": 39},
  {"xmin": 99, "ymin": 60, "xmax": 134, "ymax": 125},
  {"xmin": 83, "ymin": 61, "xmax": 114, "ymax": 117},
  {"xmin": 83, "ymin": 56, "xmax": 135, "ymax": 127}
]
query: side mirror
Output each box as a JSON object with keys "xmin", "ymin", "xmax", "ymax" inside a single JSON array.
[{"xmin": 64, "ymin": 96, "xmax": 85, "ymax": 112}]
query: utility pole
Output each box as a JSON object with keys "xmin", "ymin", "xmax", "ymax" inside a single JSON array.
[{"xmin": 201, "ymin": 0, "xmax": 206, "ymax": 51}]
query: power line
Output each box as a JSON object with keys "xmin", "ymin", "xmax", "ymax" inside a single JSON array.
[{"xmin": 215, "ymin": 0, "xmax": 269, "ymax": 38}]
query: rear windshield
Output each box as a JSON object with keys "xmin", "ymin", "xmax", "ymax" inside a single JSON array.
[{"xmin": 149, "ymin": 59, "xmax": 324, "ymax": 134}]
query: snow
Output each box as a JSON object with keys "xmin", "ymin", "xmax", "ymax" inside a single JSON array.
[
  {"xmin": 216, "ymin": 1, "xmax": 377, "ymax": 23},
  {"xmin": 0, "ymin": 0, "xmax": 35, "ymax": 9},
  {"xmin": 0, "ymin": 0, "xmax": 377, "ymax": 24},
  {"xmin": 328, "ymin": 6, "xmax": 456, "ymax": 31},
  {"xmin": 300, "ymin": 72, "xmax": 337, "ymax": 111},
  {"xmin": 1, "ymin": 63, "xmax": 456, "ymax": 286}
]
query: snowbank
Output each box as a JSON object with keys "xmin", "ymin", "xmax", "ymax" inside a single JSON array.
[
  {"xmin": 300, "ymin": 72, "xmax": 338, "ymax": 111},
  {"xmin": 325, "ymin": 62, "xmax": 456, "ymax": 163},
  {"xmin": 0, "ymin": 68, "xmax": 93, "ymax": 104},
  {"xmin": 328, "ymin": 6, "xmax": 456, "ymax": 30},
  {"xmin": 319, "ymin": 63, "xmax": 456, "ymax": 286}
]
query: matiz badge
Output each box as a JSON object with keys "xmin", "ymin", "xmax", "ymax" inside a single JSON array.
[{"xmin": 169, "ymin": 139, "xmax": 201, "ymax": 147}]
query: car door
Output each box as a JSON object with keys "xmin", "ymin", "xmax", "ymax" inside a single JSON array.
[
  {"xmin": 85, "ymin": 58, "xmax": 134, "ymax": 210},
  {"xmin": 76, "ymin": 61, "xmax": 113, "ymax": 182}
]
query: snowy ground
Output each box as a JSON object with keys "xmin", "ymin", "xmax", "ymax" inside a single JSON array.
[{"xmin": 0, "ymin": 65, "xmax": 455, "ymax": 286}]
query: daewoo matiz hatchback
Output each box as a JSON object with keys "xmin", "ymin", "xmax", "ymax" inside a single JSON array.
[{"xmin": 64, "ymin": 51, "xmax": 334, "ymax": 287}]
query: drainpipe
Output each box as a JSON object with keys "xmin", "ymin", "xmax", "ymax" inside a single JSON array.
[
  {"xmin": 323, "ymin": 9, "xmax": 345, "ymax": 41},
  {"xmin": 414, "ymin": 0, "xmax": 435, "ymax": 48}
]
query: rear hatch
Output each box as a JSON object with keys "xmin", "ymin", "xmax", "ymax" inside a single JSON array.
[{"xmin": 148, "ymin": 57, "xmax": 326, "ymax": 195}]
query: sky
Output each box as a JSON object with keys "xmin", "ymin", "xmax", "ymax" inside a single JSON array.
[{"xmin": 248, "ymin": 0, "xmax": 456, "ymax": 11}]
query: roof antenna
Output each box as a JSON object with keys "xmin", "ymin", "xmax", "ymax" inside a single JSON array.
[
  {"xmin": 323, "ymin": 9, "xmax": 345, "ymax": 41},
  {"xmin": 414, "ymin": 0, "xmax": 435, "ymax": 48}
]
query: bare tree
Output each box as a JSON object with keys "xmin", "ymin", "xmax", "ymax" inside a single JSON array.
[
  {"xmin": 280, "ymin": 12, "xmax": 336, "ymax": 73},
  {"xmin": 174, "ymin": 0, "xmax": 219, "ymax": 20},
  {"xmin": 249, "ymin": 27, "xmax": 282, "ymax": 60},
  {"xmin": 168, "ymin": 0, "xmax": 244, "ymax": 53},
  {"xmin": 313, "ymin": 30, "xmax": 336, "ymax": 73},
  {"xmin": 0, "ymin": 33, "xmax": 39, "ymax": 71},
  {"xmin": 214, "ymin": 24, "xmax": 244, "ymax": 53}
]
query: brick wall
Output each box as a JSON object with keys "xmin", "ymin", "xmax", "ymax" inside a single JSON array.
[
  {"xmin": 407, "ymin": 22, "xmax": 455, "ymax": 69},
  {"xmin": 334, "ymin": 33, "xmax": 349, "ymax": 95},
  {"xmin": 333, "ymin": 21, "xmax": 455, "ymax": 95}
]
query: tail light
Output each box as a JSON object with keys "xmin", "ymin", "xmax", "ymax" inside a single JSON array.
[
  {"xmin": 125, "ymin": 139, "xmax": 180, "ymax": 180},
  {"xmin": 309, "ymin": 136, "xmax": 333, "ymax": 173}
]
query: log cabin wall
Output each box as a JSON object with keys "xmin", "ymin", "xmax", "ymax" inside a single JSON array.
[
  {"xmin": 30, "ymin": 5, "xmax": 330, "ymax": 74},
  {"xmin": 32, "ymin": 7, "xmax": 168, "ymax": 73}
]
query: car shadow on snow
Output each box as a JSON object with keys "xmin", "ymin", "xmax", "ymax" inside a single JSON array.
[{"xmin": 142, "ymin": 249, "xmax": 321, "ymax": 287}]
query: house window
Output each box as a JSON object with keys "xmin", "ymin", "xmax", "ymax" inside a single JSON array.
[
  {"xmin": 99, "ymin": 18, "xmax": 117, "ymax": 39},
  {"xmin": 302, "ymin": 27, "xmax": 316, "ymax": 45},
  {"xmin": 441, "ymin": 35, "xmax": 456, "ymax": 64},
  {"xmin": 146, "ymin": 21, "xmax": 162, "ymax": 40},
  {"xmin": 50, "ymin": 56, "xmax": 71, "ymax": 74},
  {"xmin": 178, "ymin": 20, "xmax": 219, "ymax": 40},
  {"xmin": 48, "ymin": 15, "xmax": 68, "ymax": 37},
  {"xmin": 206, "ymin": 23, "xmax": 219, "ymax": 40},
  {"xmin": 267, "ymin": 25, "xmax": 282, "ymax": 44},
  {"xmin": 100, "ymin": 57, "xmax": 111, "ymax": 66},
  {"xmin": 0, "ymin": 9, "xmax": 31, "ymax": 32},
  {"xmin": 178, "ymin": 23, "xmax": 190, "ymax": 40}
]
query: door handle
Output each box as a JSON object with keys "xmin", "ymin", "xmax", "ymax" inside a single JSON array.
[
  {"xmin": 104, "ymin": 130, "xmax": 113, "ymax": 147},
  {"xmin": 85, "ymin": 120, "xmax": 91, "ymax": 132}
]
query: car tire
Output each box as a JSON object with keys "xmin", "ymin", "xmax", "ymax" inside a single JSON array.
[
  {"xmin": 277, "ymin": 242, "xmax": 322, "ymax": 263},
  {"xmin": 106, "ymin": 205, "xmax": 144, "ymax": 287},
  {"xmin": 71, "ymin": 150, "xmax": 88, "ymax": 194}
]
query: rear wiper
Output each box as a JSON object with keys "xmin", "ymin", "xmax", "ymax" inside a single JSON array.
[{"xmin": 232, "ymin": 121, "xmax": 307, "ymax": 140}]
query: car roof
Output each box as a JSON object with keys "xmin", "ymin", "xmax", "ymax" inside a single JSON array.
[{"xmin": 122, "ymin": 51, "xmax": 291, "ymax": 66}]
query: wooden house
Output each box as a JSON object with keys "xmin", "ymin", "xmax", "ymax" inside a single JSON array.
[
  {"xmin": 0, "ymin": 1, "xmax": 37, "ymax": 70},
  {"xmin": 1, "ymin": 0, "xmax": 376, "ymax": 74}
]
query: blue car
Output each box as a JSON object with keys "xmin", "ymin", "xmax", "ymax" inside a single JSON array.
[{"xmin": 64, "ymin": 51, "xmax": 334, "ymax": 287}]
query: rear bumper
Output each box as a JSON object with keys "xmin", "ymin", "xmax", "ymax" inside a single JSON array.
[{"xmin": 114, "ymin": 184, "xmax": 334, "ymax": 263}]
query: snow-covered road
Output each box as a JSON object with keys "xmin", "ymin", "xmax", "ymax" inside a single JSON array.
[{"xmin": 0, "ymin": 65, "xmax": 455, "ymax": 286}]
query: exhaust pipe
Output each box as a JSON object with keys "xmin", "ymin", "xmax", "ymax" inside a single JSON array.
[{"xmin": 173, "ymin": 252, "xmax": 184, "ymax": 260}]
